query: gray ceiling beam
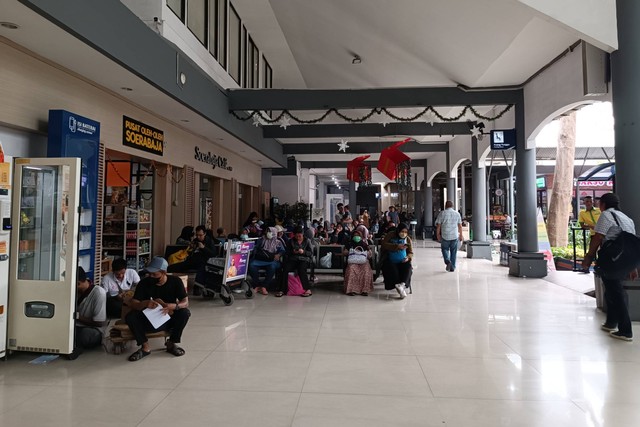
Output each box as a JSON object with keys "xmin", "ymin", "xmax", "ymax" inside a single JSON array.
[
  {"xmin": 283, "ymin": 141, "xmax": 448, "ymax": 155},
  {"xmin": 300, "ymin": 160, "xmax": 426, "ymax": 169},
  {"xmin": 264, "ymin": 122, "xmax": 471, "ymax": 139},
  {"xmin": 228, "ymin": 87, "xmax": 520, "ymax": 111}
]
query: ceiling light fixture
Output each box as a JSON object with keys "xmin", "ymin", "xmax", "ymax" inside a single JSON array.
[
  {"xmin": 180, "ymin": 119, "xmax": 190, "ymax": 123},
  {"xmin": 351, "ymin": 55, "xmax": 362, "ymax": 65},
  {"xmin": 0, "ymin": 22, "xmax": 19, "ymax": 29},
  {"xmin": 120, "ymin": 87, "xmax": 133, "ymax": 91}
]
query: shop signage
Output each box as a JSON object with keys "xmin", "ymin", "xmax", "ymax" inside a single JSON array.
[
  {"xmin": 490, "ymin": 129, "xmax": 516, "ymax": 150},
  {"xmin": 194, "ymin": 146, "xmax": 233, "ymax": 171},
  {"xmin": 122, "ymin": 116, "xmax": 164, "ymax": 156},
  {"xmin": 577, "ymin": 180, "xmax": 613, "ymax": 188}
]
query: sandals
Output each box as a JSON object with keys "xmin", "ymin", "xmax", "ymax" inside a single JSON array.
[
  {"xmin": 166, "ymin": 344, "xmax": 186, "ymax": 357},
  {"xmin": 259, "ymin": 287, "xmax": 268, "ymax": 295},
  {"xmin": 301, "ymin": 290, "xmax": 313, "ymax": 297},
  {"xmin": 274, "ymin": 291, "xmax": 284, "ymax": 298},
  {"xmin": 128, "ymin": 348, "xmax": 151, "ymax": 362}
]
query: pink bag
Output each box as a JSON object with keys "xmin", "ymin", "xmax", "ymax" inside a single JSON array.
[{"xmin": 287, "ymin": 273, "xmax": 305, "ymax": 296}]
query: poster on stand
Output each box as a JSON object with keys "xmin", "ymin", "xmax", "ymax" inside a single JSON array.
[{"xmin": 224, "ymin": 240, "xmax": 255, "ymax": 283}]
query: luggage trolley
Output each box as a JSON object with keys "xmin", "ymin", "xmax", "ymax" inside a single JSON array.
[{"xmin": 194, "ymin": 239, "xmax": 256, "ymax": 306}]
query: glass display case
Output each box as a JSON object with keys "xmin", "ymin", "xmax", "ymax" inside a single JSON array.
[
  {"xmin": 8, "ymin": 157, "xmax": 81, "ymax": 355},
  {"xmin": 17, "ymin": 164, "xmax": 72, "ymax": 281}
]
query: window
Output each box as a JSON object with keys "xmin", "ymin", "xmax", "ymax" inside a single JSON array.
[
  {"xmin": 263, "ymin": 56, "xmax": 272, "ymax": 89},
  {"xmin": 167, "ymin": 0, "xmax": 185, "ymax": 21},
  {"xmin": 187, "ymin": 0, "xmax": 207, "ymax": 45},
  {"xmin": 228, "ymin": 5, "xmax": 241, "ymax": 83},
  {"xmin": 241, "ymin": 25, "xmax": 247, "ymax": 87},
  {"xmin": 246, "ymin": 36, "xmax": 259, "ymax": 88},
  {"xmin": 208, "ymin": 0, "xmax": 227, "ymax": 67}
]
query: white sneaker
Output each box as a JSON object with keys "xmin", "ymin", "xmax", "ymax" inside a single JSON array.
[
  {"xmin": 400, "ymin": 284, "xmax": 408, "ymax": 298},
  {"xmin": 395, "ymin": 283, "xmax": 406, "ymax": 299}
]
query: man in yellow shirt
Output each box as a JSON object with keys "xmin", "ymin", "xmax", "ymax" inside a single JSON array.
[{"xmin": 579, "ymin": 196, "xmax": 601, "ymax": 235}]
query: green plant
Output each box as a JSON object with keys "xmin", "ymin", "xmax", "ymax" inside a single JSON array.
[{"xmin": 551, "ymin": 245, "xmax": 586, "ymax": 259}]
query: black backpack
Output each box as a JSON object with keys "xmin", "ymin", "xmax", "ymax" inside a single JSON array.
[{"xmin": 596, "ymin": 211, "xmax": 640, "ymax": 280}]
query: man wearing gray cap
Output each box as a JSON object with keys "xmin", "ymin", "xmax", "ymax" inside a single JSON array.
[{"xmin": 125, "ymin": 256, "xmax": 190, "ymax": 361}]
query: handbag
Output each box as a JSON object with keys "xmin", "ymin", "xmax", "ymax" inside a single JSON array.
[
  {"xmin": 168, "ymin": 248, "xmax": 189, "ymax": 265},
  {"xmin": 347, "ymin": 247, "xmax": 368, "ymax": 265},
  {"xmin": 254, "ymin": 248, "xmax": 275, "ymax": 262},
  {"xmin": 596, "ymin": 211, "xmax": 640, "ymax": 280},
  {"xmin": 319, "ymin": 252, "xmax": 332, "ymax": 268},
  {"xmin": 287, "ymin": 273, "xmax": 305, "ymax": 296}
]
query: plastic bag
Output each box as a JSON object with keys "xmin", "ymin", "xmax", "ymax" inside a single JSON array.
[{"xmin": 320, "ymin": 252, "xmax": 332, "ymax": 268}]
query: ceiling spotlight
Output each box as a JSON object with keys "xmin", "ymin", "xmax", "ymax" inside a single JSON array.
[
  {"xmin": 351, "ymin": 55, "xmax": 362, "ymax": 65},
  {"xmin": 0, "ymin": 22, "xmax": 19, "ymax": 30}
]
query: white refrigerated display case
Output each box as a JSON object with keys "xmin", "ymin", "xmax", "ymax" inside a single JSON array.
[{"xmin": 7, "ymin": 157, "xmax": 81, "ymax": 355}]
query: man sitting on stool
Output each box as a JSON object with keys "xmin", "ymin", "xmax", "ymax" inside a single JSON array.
[
  {"xmin": 69, "ymin": 267, "xmax": 107, "ymax": 359},
  {"xmin": 101, "ymin": 258, "xmax": 140, "ymax": 318},
  {"xmin": 125, "ymin": 257, "xmax": 190, "ymax": 362}
]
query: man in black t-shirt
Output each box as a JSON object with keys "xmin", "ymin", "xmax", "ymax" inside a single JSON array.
[{"xmin": 125, "ymin": 257, "xmax": 190, "ymax": 361}]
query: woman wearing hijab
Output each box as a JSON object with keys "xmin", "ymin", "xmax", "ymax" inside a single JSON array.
[
  {"xmin": 275, "ymin": 226, "xmax": 314, "ymax": 297},
  {"xmin": 249, "ymin": 227, "xmax": 285, "ymax": 295},
  {"xmin": 176, "ymin": 226, "xmax": 194, "ymax": 245},
  {"xmin": 343, "ymin": 229, "xmax": 374, "ymax": 296},
  {"xmin": 380, "ymin": 223, "xmax": 413, "ymax": 299}
]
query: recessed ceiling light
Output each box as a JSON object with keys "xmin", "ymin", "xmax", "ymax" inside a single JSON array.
[
  {"xmin": 120, "ymin": 87, "xmax": 133, "ymax": 91},
  {"xmin": 0, "ymin": 22, "xmax": 19, "ymax": 30},
  {"xmin": 179, "ymin": 72, "xmax": 187, "ymax": 85},
  {"xmin": 180, "ymin": 119, "xmax": 190, "ymax": 123}
]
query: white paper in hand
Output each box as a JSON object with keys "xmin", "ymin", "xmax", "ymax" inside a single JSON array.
[{"xmin": 143, "ymin": 304, "xmax": 171, "ymax": 329}]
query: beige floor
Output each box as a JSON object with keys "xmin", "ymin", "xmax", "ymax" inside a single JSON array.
[{"xmin": 0, "ymin": 246, "xmax": 638, "ymax": 427}]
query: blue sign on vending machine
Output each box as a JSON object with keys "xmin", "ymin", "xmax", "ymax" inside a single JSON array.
[{"xmin": 48, "ymin": 110, "xmax": 101, "ymax": 281}]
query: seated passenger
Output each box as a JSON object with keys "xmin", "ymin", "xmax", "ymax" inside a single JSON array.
[
  {"xmin": 69, "ymin": 267, "xmax": 107, "ymax": 359},
  {"xmin": 176, "ymin": 226, "xmax": 194, "ymax": 245},
  {"xmin": 242, "ymin": 212, "xmax": 262, "ymax": 238},
  {"xmin": 101, "ymin": 258, "xmax": 140, "ymax": 318},
  {"xmin": 381, "ymin": 223, "xmax": 413, "ymax": 299},
  {"xmin": 168, "ymin": 225, "xmax": 216, "ymax": 272},
  {"xmin": 126, "ymin": 257, "xmax": 190, "ymax": 362},
  {"xmin": 275, "ymin": 226, "xmax": 313, "ymax": 297},
  {"xmin": 215, "ymin": 227, "xmax": 227, "ymax": 244},
  {"xmin": 343, "ymin": 229, "xmax": 374, "ymax": 296},
  {"xmin": 249, "ymin": 227, "xmax": 285, "ymax": 295},
  {"xmin": 329, "ymin": 223, "xmax": 349, "ymax": 245}
]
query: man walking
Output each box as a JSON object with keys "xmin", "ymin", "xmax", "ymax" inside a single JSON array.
[
  {"xmin": 435, "ymin": 201, "xmax": 463, "ymax": 272},
  {"xmin": 582, "ymin": 193, "xmax": 636, "ymax": 341}
]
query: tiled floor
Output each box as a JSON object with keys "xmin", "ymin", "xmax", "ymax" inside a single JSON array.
[{"xmin": 1, "ymin": 246, "xmax": 638, "ymax": 426}]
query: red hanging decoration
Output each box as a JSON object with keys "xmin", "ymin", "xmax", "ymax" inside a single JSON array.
[
  {"xmin": 377, "ymin": 138, "xmax": 411, "ymax": 180},
  {"xmin": 395, "ymin": 160, "xmax": 412, "ymax": 189},
  {"xmin": 347, "ymin": 155, "xmax": 370, "ymax": 181},
  {"xmin": 357, "ymin": 164, "xmax": 372, "ymax": 186}
]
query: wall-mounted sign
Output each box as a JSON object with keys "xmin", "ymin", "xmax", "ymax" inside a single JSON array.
[
  {"xmin": 536, "ymin": 176, "xmax": 546, "ymax": 188},
  {"xmin": 194, "ymin": 146, "xmax": 233, "ymax": 171},
  {"xmin": 490, "ymin": 129, "xmax": 516, "ymax": 150},
  {"xmin": 123, "ymin": 116, "xmax": 164, "ymax": 156}
]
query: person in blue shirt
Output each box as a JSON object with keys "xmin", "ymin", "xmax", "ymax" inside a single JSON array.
[
  {"xmin": 435, "ymin": 201, "xmax": 463, "ymax": 272},
  {"xmin": 381, "ymin": 223, "xmax": 413, "ymax": 299}
]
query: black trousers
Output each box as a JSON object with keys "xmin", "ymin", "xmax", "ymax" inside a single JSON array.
[
  {"xmin": 277, "ymin": 259, "xmax": 311, "ymax": 292},
  {"xmin": 125, "ymin": 308, "xmax": 191, "ymax": 346},
  {"xmin": 603, "ymin": 277, "xmax": 632, "ymax": 335},
  {"xmin": 382, "ymin": 261, "xmax": 412, "ymax": 290}
]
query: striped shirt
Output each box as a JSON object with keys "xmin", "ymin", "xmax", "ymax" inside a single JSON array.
[
  {"xmin": 435, "ymin": 208, "xmax": 462, "ymax": 241},
  {"xmin": 594, "ymin": 208, "xmax": 636, "ymax": 242}
]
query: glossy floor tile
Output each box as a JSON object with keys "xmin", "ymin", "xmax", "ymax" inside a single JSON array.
[{"xmin": 0, "ymin": 246, "xmax": 638, "ymax": 426}]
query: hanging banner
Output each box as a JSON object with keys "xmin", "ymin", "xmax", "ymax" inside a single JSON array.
[{"xmin": 123, "ymin": 116, "xmax": 164, "ymax": 156}]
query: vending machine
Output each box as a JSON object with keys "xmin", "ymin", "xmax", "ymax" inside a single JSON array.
[
  {"xmin": 7, "ymin": 157, "xmax": 81, "ymax": 355},
  {"xmin": 0, "ymin": 154, "xmax": 12, "ymax": 359}
]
